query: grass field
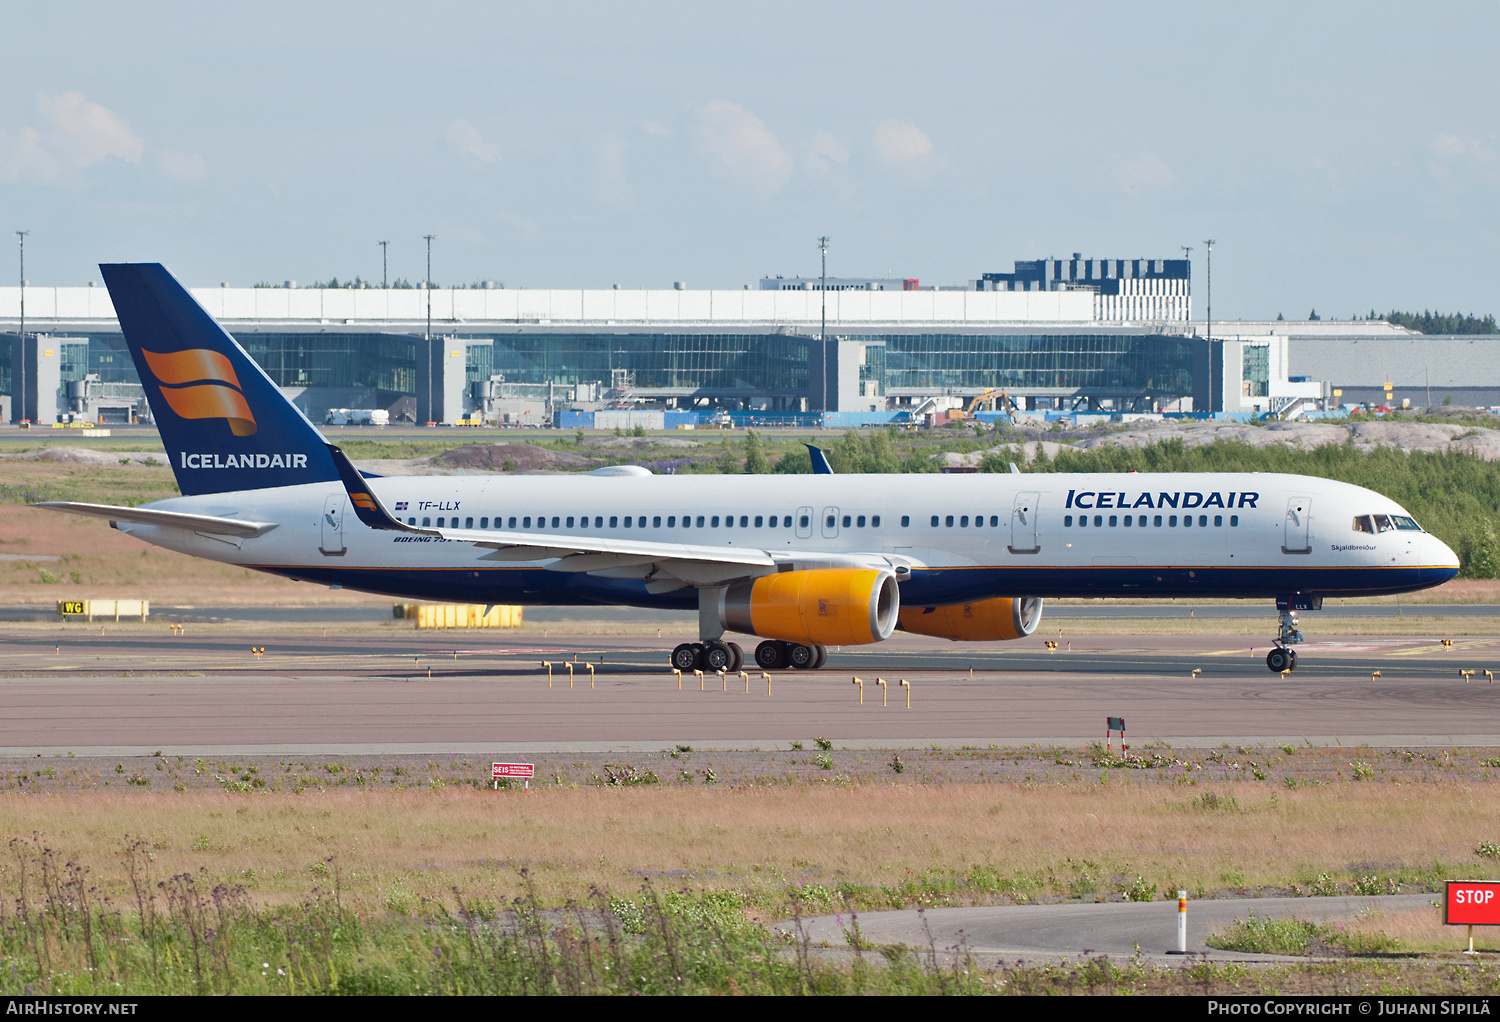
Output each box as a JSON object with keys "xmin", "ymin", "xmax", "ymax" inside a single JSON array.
[
  {"xmin": 2, "ymin": 777, "xmax": 1496, "ymax": 915},
  {"xmin": 2, "ymin": 775, "xmax": 1500, "ymax": 994}
]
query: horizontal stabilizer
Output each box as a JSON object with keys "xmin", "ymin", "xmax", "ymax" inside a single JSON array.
[{"xmin": 30, "ymin": 502, "xmax": 278, "ymax": 538}]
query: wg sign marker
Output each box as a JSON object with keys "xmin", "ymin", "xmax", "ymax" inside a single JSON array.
[
  {"xmin": 1444, "ymin": 880, "xmax": 1500, "ymax": 954},
  {"xmin": 493, "ymin": 762, "xmax": 535, "ymax": 790}
]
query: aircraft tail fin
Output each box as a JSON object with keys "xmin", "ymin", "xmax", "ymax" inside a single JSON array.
[
  {"xmin": 99, "ymin": 263, "xmax": 340, "ymax": 496},
  {"xmin": 804, "ymin": 443, "xmax": 835, "ymax": 474}
]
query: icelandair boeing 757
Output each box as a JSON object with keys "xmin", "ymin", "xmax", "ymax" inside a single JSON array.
[{"xmin": 35, "ymin": 265, "xmax": 1460, "ymax": 674}]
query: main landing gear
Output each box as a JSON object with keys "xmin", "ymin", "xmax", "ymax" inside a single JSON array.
[
  {"xmin": 671, "ymin": 640, "xmax": 743, "ymax": 673},
  {"xmin": 669, "ymin": 639, "xmax": 828, "ymax": 672},
  {"xmin": 753, "ymin": 639, "xmax": 827, "ymax": 671},
  {"xmin": 1265, "ymin": 595, "xmax": 1321, "ymax": 673}
]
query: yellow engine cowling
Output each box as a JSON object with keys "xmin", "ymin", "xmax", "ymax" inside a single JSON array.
[
  {"xmin": 897, "ymin": 596, "xmax": 1043, "ymax": 641},
  {"xmin": 723, "ymin": 568, "xmax": 899, "ymax": 646}
]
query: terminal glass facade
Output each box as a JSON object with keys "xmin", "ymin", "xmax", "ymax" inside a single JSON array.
[
  {"xmin": 20, "ymin": 328, "xmax": 1194, "ymax": 404},
  {"xmin": 866, "ymin": 332, "xmax": 1197, "ymax": 397}
]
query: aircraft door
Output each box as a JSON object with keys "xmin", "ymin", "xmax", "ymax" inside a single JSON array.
[
  {"xmin": 795, "ymin": 506, "xmax": 813, "ymax": 540},
  {"xmin": 1009, "ymin": 491, "xmax": 1040, "ymax": 554},
  {"xmin": 320, "ymin": 493, "xmax": 347, "ymax": 556},
  {"xmin": 821, "ymin": 507, "xmax": 841, "ymax": 539},
  {"xmin": 1283, "ymin": 496, "xmax": 1312, "ymax": 554}
]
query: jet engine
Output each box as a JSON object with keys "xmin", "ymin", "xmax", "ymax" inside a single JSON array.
[
  {"xmin": 722, "ymin": 568, "xmax": 899, "ymax": 646},
  {"xmin": 897, "ymin": 596, "xmax": 1043, "ymax": 641}
]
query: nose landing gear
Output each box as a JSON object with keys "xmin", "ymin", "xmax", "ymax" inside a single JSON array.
[{"xmin": 1266, "ymin": 595, "xmax": 1320, "ymax": 673}]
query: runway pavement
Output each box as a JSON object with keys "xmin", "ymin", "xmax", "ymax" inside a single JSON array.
[
  {"xmin": 2, "ymin": 627, "xmax": 1498, "ymax": 755},
  {"xmin": 791, "ymin": 894, "xmax": 1438, "ymax": 962}
]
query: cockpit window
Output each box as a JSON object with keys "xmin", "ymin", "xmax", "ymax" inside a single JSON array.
[{"xmin": 1355, "ymin": 513, "xmax": 1423, "ymax": 533}]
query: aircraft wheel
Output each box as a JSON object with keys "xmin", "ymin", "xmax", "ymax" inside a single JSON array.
[
  {"xmin": 726, "ymin": 642, "xmax": 744, "ymax": 673},
  {"xmin": 671, "ymin": 643, "xmax": 701, "ymax": 672},
  {"xmin": 754, "ymin": 640, "xmax": 786, "ymax": 670},
  {"xmin": 810, "ymin": 644, "xmax": 828, "ymax": 669},
  {"xmin": 1287, "ymin": 649, "xmax": 1298, "ymax": 671},
  {"xmin": 1266, "ymin": 647, "xmax": 1291, "ymax": 673},
  {"xmin": 788, "ymin": 644, "xmax": 817, "ymax": 670},
  {"xmin": 703, "ymin": 641, "xmax": 733, "ymax": 672}
]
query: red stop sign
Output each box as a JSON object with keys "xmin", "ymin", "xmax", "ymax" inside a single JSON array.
[{"xmin": 1445, "ymin": 882, "xmax": 1500, "ymax": 925}]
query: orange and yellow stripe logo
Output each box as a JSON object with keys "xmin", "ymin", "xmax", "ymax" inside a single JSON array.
[{"xmin": 141, "ymin": 349, "xmax": 257, "ymax": 437}]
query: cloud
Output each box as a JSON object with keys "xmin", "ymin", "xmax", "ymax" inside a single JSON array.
[
  {"xmin": 444, "ymin": 119, "xmax": 502, "ymax": 163},
  {"xmin": 1111, "ymin": 152, "xmax": 1177, "ymax": 198},
  {"xmin": 1426, "ymin": 132, "xmax": 1498, "ymax": 188},
  {"xmin": 808, "ymin": 130, "xmax": 849, "ymax": 173},
  {"xmin": 0, "ymin": 92, "xmax": 143, "ymax": 183},
  {"xmin": 158, "ymin": 149, "xmax": 206, "ymax": 182},
  {"xmin": 872, "ymin": 120, "xmax": 933, "ymax": 165},
  {"xmin": 1431, "ymin": 133, "xmax": 1467, "ymax": 158},
  {"xmin": 694, "ymin": 101, "xmax": 792, "ymax": 199},
  {"xmin": 594, "ymin": 131, "xmax": 633, "ymax": 208},
  {"xmin": 643, "ymin": 120, "xmax": 671, "ymax": 138}
]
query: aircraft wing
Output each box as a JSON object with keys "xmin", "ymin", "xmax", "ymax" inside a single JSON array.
[
  {"xmin": 30, "ymin": 502, "xmax": 279, "ymax": 538},
  {"xmin": 325, "ymin": 443, "xmax": 775, "ymax": 571}
]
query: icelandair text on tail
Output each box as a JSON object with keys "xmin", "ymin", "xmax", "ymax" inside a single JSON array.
[{"xmin": 180, "ymin": 452, "xmax": 308, "ymax": 469}]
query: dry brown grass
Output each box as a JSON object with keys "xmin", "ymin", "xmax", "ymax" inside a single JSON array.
[
  {"xmin": 0, "ymin": 462, "xmax": 384, "ymax": 605},
  {"xmin": 0, "ymin": 782, "xmax": 1495, "ymax": 913}
]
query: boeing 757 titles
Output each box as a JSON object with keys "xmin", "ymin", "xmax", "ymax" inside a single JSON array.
[{"xmin": 34, "ymin": 264, "xmax": 1460, "ymax": 673}]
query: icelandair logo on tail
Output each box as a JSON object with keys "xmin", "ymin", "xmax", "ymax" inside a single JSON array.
[
  {"xmin": 180, "ymin": 452, "xmax": 308, "ymax": 469},
  {"xmin": 142, "ymin": 348, "xmax": 257, "ymax": 437}
]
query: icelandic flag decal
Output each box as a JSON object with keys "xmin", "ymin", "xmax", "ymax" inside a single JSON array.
[{"xmin": 394, "ymin": 501, "xmax": 408, "ymax": 511}]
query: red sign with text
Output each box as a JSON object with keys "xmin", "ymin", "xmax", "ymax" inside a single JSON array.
[
  {"xmin": 1444, "ymin": 881, "xmax": 1500, "ymax": 925},
  {"xmin": 492, "ymin": 762, "xmax": 535, "ymax": 779}
]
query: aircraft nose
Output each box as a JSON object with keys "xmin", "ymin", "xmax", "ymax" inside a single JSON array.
[{"xmin": 1421, "ymin": 535, "xmax": 1461, "ymax": 582}]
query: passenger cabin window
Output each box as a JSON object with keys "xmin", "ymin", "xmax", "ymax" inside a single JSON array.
[
  {"xmin": 872, "ymin": 515, "xmax": 881, "ymax": 527},
  {"xmin": 901, "ymin": 516, "xmax": 910, "ymax": 527},
  {"xmin": 800, "ymin": 515, "xmax": 809, "ymax": 528}
]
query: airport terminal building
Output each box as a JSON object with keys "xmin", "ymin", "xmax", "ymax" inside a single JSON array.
[{"xmin": 2, "ymin": 257, "xmax": 1489, "ymax": 426}]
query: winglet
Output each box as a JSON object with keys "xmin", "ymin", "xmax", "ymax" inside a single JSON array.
[
  {"xmin": 325, "ymin": 443, "xmax": 419, "ymax": 532},
  {"xmin": 803, "ymin": 443, "xmax": 834, "ymax": 475}
]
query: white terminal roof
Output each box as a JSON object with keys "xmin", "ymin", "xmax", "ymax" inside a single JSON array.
[{"xmin": 0, "ymin": 285, "xmax": 1097, "ymax": 327}]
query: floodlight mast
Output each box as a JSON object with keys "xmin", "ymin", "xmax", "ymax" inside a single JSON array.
[
  {"xmin": 378, "ymin": 240, "xmax": 388, "ymax": 289},
  {"xmin": 424, "ymin": 233, "xmax": 435, "ymax": 423},
  {"xmin": 1180, "ymin": 246, "xmax": 1192, "ymax": 333},
  {"xmin": 818, "ymin": 235, "xmax": 829, "ymax": 415},
  {"xmin": 15, "ymin": 231, "xmax": 27, "ymax": 424},
  {"xmin": 1203, "ymin": 239, "xmax": 1216, "ymax": 342}
]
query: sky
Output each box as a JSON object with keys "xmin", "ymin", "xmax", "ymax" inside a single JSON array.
[{"xmin": 1, "ymin": 1, "xmax": 1497, "ymax": 320}]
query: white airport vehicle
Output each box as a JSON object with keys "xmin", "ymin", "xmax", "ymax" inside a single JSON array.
[
  {"xmin": 324, "ymin": 408, "xmax": 389, "ymax": 427},
  {"xmin": 33, "ymin": 265, "xmax": 1461, "ymax": 673}
]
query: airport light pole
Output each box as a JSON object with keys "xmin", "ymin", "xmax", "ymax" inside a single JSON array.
[
  {"xmin": 1180, "ymin": 245, "xmax": 1192, "ymax": 331},
  {"xmin": 16, "ymin": 231, "xmax": 27, "ymax": 424},
  {"xmin": 378, "ymin": 240, "xmax": 388, "ymax": 289},
  {"xmin": 424, "ymin": 234, "xmax": 435, "ymax": 422},
  {"xmin": 818, "ymin": 235, "xmax": 829, "ymax": 415},
  {"xmin": 1203, "ymin": 239, "xmax": 1216, "ymax": 342}
]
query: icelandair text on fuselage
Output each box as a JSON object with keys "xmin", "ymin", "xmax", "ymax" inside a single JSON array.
[
  {"xmin": 1209, "ymin": 1003, "xmax": 1489, "ymax": 1016},
  {"xmin": 1066, "ymin": 490, "xmax": 1259, "ymax": 510},
  {"xmin": 180, "ymin": 452, "xmax": 308, "ymax": 470}
]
